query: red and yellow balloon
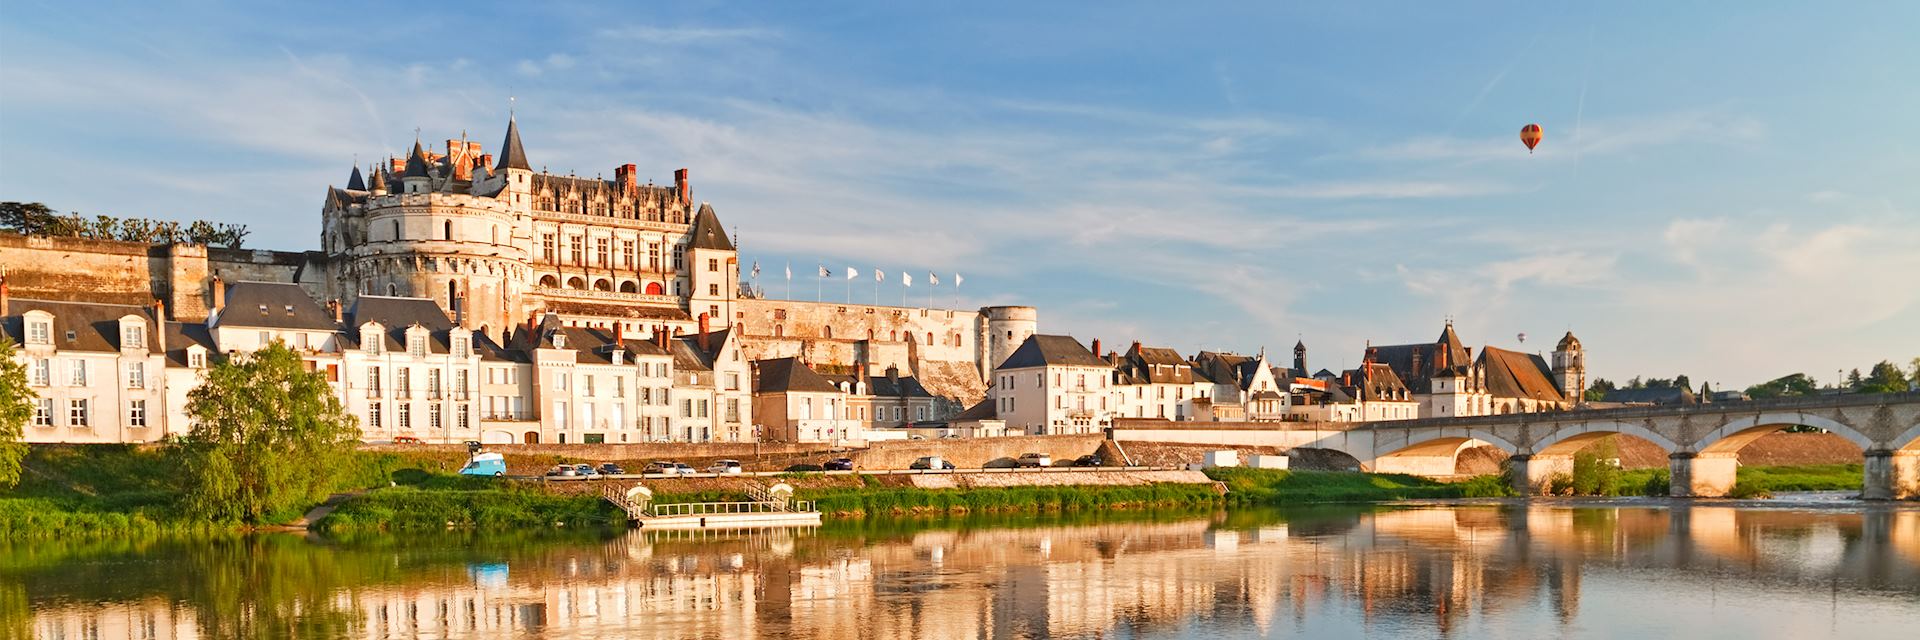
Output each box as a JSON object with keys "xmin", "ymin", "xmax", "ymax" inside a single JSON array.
[{"xmin": 1520, "ymin": 123, "xmax": 1543, "ymax": 153}]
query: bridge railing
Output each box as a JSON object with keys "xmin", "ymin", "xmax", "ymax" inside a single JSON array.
[{"xmin": 1360, "ymin": 390, "xmax": 1920, "ymax": 430}]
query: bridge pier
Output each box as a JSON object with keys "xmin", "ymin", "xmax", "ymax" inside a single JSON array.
[
  {"xmin": 1862, "ymin": 450, "xmax": 1920, "ymax": 500},
  {"xmin": 1669, "ymin": 452, "xmax": 1739, "ymax": 497},
  {"xmin": 1508, "ymin": 454, "xmax": 1573, "ymax": 495}
]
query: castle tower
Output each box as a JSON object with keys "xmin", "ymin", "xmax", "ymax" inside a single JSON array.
[
  {"xmin": 979, "ymin": 305, "xmax": 1038, "ymax": 380},
  {"xmin": 1552, "ymin": 331, "xmax": 1586, "ymax": 404},
  {"xmin": 685, "ymin": 202, "xmax": 738, "ymax": 326}
]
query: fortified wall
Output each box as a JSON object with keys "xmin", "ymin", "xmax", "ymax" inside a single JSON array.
[
  {"xmin": 733, "ymin": 298, "xmax": 1037, "ymax": 405},
  {"xmin": 0, "ymin": 233, "xmax": 325, "ymax": 320}
]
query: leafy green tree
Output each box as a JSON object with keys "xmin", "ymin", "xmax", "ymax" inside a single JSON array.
[
  {"xmin": 1672, "ymin": 374, "xmax": 1692, "ymax": 391},
  {"xmin": 1746, "ymin": 373, "xmax": 1818, "ymax": 399},
  {"xmin": 0, "ymin": 337, "xmax": 32, "ymax": 487},
  {"xmin": 1584, "ymin": 377, "xmax": 1615, "ymax": 402},
  {"xmin": 176, "ymin": 342, "xmax": 359, "ymax": 523},
  {"xmin": 1845, "ymin": 368, "xmax": 1863, "ymax": 389},
  {"xmin": 1858, "ymin": 361, "xmax": 1913, "ymax": 394}
]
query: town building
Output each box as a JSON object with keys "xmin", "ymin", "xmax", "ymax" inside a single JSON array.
[{"xmin": 990, "ymin": 335, "xmax": 1115, "ymax": 435}]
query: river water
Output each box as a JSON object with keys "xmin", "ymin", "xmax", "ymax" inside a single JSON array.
[{"xmin": 11, "ymin": 499, "xmax": 1920, "ymax": 639}]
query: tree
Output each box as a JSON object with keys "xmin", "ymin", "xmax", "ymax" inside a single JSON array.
[
  {"xmin": 1745, "ymin": 373, "xmax": 1818, "ymax": 399},
  {"xmin": 1585, "ymin": 377, "xmax": 1616, "ymax": 402},
  {"xmin": 1859, "ymin": 361, "xmax": 1913, "ymax": 394},
  {"xmin": 1846, "ymin": 368, "xmax": 1864, "ymax": 389},
  {"xmin": 1672, "ymin": 374, "xmax": 1692, "ymax": 391},
  {"xmin": 0, "ymin": 337, "xmax": 32, "ymax": 488},
  {"xmin": 176, "ymin": 342, "xmax": 359, "ymax": 523}
]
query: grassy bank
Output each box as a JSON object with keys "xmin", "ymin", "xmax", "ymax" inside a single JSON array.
[
  {"xmin": 317, "ymin": 486, "xmax": 623, "ymax": 533},
  {"xmin": 802, "ymin": 482, "xmax": 1224, "ymax": 517},
  {"xmin": 1206, "ymin": 468, "xmax": 1514, "ymax": 504}
]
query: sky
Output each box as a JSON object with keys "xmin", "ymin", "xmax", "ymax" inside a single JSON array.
[{"xmin": 2, "ymin": 1, "xmax": 1917, "ymax": 390}]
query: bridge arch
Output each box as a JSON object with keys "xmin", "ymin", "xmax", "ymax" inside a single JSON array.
[
  {"xmin": 1693, "ymin": 412, "xmax": 1874, "ymax": 455},
  {"xmin": 1533, "ymin": 421, "xmax": 1681, "ymax": 456},
  {"xmin": 1891, "ymin": 422, "xmax": 1920, "ymax": 452},
  {"xmin": 1370, "ymin": 431, "xmax": 1519, "ymax": 476}
]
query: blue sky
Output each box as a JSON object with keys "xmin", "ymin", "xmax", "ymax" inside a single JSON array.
[{"xmin": 3, "ymin": 1, "xmax": 1917, "ymax": 389}]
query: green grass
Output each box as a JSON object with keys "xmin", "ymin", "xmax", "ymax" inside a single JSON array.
[
  {"xmin": 1206, "ymin": 468, "xmax": 1514, "ymax": 504},
  {"xmin": 316, "ymin": 485, "xmax": 624, "ymax": 533},
  {"xmin": 1737, "ymin": 463, "xmax": 1861, "ymax": 492},
  {"xmin": 800, "ymin": 483, "xmax": 1224, "ymax": 517}
]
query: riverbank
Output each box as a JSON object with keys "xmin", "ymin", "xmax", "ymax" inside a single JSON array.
[{"xmin": 0, "ymin": 444, "xmax": 1877, "ymax": 538}]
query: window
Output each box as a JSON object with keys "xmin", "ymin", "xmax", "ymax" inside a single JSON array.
[
  {"xmin": 555, "ymin": 372, "xmax": 569, "ymax": 391},
  {"xmin": 725, "ymin": 373, "xmax": 739, "ymax": 391},
  {"xmin": 444, "ymin": 220, "xmax": 454, "ymax": 240},
  {"xmin": 726, "ymin": 398, "xmax": 740, "ymax": 423},
  {"xmin": 31, "ymin": 359, "xmax": 50, "ymax": 386},
  {"xmin": 126, "ymin": 362, "xmax": 145, "ymax": 389},
  {"xmin": 698, "ymin": 399, "xmax": 709, "ymax": 418},
  {"xmin": 26, "ymin": 320, "xmax": 50, "ymax": 345},
  {"xmin": 129, "ymin": 400, "xmax": 147, "ymax": 427},
  {"xmin": 369, "ymin": 402, "xmax": 383, "ymax": 429},
  {"xmin": 621, "ymin": 240, "xmax": 635, "ymax": 268},
  {"xmin": 581, "ymin": 404, "xmax": 594, "ymax": 429},
  {"xmin": 408, "ymin": 335, "xmax": 426, "ymax": 357},
  {"xmin": 708, "ymin": 284, "xmax": 719, "ymax": 296},
  {"xmin": 541, "ymin": 233, "xmax": 557, "ymax": 262},
  {"xmin": 708, "ymin": 258, "xmax": 718, "ymax": 272},
  {"xmin": 123, "ymin": 325, "xmax": 145, "ymax": 349},
  {"xmin": 33, "ymin": 399, "xmax": 52, "ymax": 426},
  {"xmin": 611, "ymin": 404, "xmax": 624, "ymax": 429},
  {"xmin": 68, "ymin": 360, "xmax": 87, "ymax": 386},
  {"xmin": 452, "ymin": 338, "xmax": 469, "ymax": 357},
  {"xmin": 397, "ymin": 368, "xmax": 411, "ymax": 397},
  {"xmin": 568, "ymin": 235, "xmax": 584, "ymax": 264},
  {"xmin": 583, "ymin": 375, "xmax": 595, "ymax": 397},
  {"xmin": 398, "ymin": 404, "xmax": 412, "ymax": 430},
  {"xmin": 428, "ymin": 369, "xmax": 442, "ymax": 398},
  {"xmin": 673, "ymin": 245, "xmax": 685, "ymax": 270},
  {"xmin": 596, "ymin": 237, "xmax": 610, "ymax": 266},
  {"xmin": 555, "ymin": 401, "xmax": 569, "ymax": 428},
  {"xmin": 455, "ymin": 370, "xmax": 469, "ymax": 398},
  {"xmin": 430, "ymin": 404, "xmax": 442, "ymax": 430},
  {"xmin": 613, "ymin": 376, "xmax": 625, "ymax": 398},
  {"xmin": 457, "ymin": 406, "xmax": 470, "ymax": 431},
  {"xmin": 684, "ymin": 399, "xmax": 695, "ymax": 418},
  {"xmin": 367, "ymin": 366, "xmax": 382, "ymax": 396},
  {"xmin": 69, "ymin": 399, "xmax": 89, "ymax": 427}
]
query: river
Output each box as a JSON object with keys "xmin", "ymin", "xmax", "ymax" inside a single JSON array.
[{"xmin": 11, "ymin": 499, "xmax": 1920, "ymax": 639}]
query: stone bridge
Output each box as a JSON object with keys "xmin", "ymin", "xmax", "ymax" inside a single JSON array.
[{"xmin": 1110, "ymin": 392, "xmax": 1920, "ymax": 499}]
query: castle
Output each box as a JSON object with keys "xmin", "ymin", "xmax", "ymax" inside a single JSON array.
[{"xmin": 1, "ymin": 118, "xmax": 1035, "ymax": 444}]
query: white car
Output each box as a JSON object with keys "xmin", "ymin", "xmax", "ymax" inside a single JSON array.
[{"xmin": 707, "ymin": 459, "xmax": 744, "ymax": 474}]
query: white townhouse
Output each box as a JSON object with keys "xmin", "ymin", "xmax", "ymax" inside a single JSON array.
[
  {"xmin": 990, "ymin": 334, "xmax": 1116, "ymax": 435},
  {"xmin": 4, "ymin": 292, "xmax": 171, "ymax": 443}
]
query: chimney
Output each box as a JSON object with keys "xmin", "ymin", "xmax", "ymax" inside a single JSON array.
[
  {"xmin": 674, "ymin": 168, "xmax": 690, "ymax": 205},
  {"xmin": 697, "ymin": 312, "xmax": 711, "ymax": 352},
  {"xmin": 656, "ymin": 325, "xmax": 669, "ymax": 349},
  {"xmin": 1091, "ymin": 338, "xmax": 1102, "ymax": 357},
  {"xmin": 327, "ymin": 299, "xmax": 342, "ymax": 324},
  {"xmin": 1364, "ymin": 346, "xmax": 1378, "ymax": 364},
  {"xmin": 480, "ymin": 154, "xmax": 494, "ymax": 170},
  {"xmin": 886, "ymin": 364, "xmax": 900, "ymax": 384},
  {"xmin": 210, "ymin": 276, "xmax": 225, "ymax": 315},
  {"xmin": 615, "ymin": 323, "xmax": 625, "ymax": 348},
  {"xmin": 453, "ymin": 290, "xmax": 467, "ymax": 329},
  {"xmin": 1130, "ymin": 340, "xmax": 1142, "ymax": 354},
  {"xmin": 152, "ymin": 299, "xmax": 167, "ymax": 352},
  {"xmin": 1342, "ymin": 371, "xmax": 1353, "ymax": 387},
  {"xmin": 616, "ymin": 164, "xmax": 639, "ymax": 197},
  {"xmin": 0, "ymin": 275, "xmax": 9, "ymax": 317}
]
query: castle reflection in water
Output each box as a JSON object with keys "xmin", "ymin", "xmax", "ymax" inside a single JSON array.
[{"xmin": 25, "ymin": 504, "xmax": 1920, "ymax": 639}]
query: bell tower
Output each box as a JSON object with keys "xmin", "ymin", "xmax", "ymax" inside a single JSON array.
[{"xmin": 1552, "ymin": 331, "xmax": 1587, "ymax": 404}]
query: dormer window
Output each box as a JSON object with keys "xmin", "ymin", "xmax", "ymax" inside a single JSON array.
[
  {"xmin": 258, "ymin": 304, "xmax": 269, "ymax": 317},
  {"xmin": 553, "ymin": 333, "xmax": 567, "ymax": 349},
  {"xmin": 407, "ymin": 335, "xmax": 426, "ymax": 357},
  {"xmin": 362, "ymin": 327, "xmax": 382, "ymax": 354},
  {"xmin": 122, "ymin": 324, "xmax": 145, "ymax": 350},
  {"xmin": 188, "ymin": 350, "xmax": 206, "ymax": 369},
  {"xmin": 452, "ymin": 337, "xmax": 469, "ymax": 357},
  {"xmin": 26, "ymin": 320, "xmax": 51, "ymax": 345}
]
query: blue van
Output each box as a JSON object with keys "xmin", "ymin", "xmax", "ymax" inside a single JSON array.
[{"xmin": 459, "ymin": 452, "xmax": 508, "ymax": 477}]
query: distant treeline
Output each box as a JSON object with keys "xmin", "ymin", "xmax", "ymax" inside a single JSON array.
[
  {"xmin": 1590, "ymin": 358, "xmax": 1919, "ymax": 400},
  {"xmin": 0, "ymin": 201, "xmax": 249, "ymax": 249}
]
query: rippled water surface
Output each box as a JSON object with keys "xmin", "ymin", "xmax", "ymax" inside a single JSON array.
[{"xmin": 13, "ymin": 501, "xmax": 1920, "ymax": 639}]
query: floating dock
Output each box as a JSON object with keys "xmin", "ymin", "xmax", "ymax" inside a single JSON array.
[{"xmin": 603, "ymin": 482, "xmax": 822, "ymax": 529}]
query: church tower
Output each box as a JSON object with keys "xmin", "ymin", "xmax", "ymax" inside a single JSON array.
[
  {"xmin": 1292, "ymin": 340, "xmax": 1308, "ymax": 376},
  {"xmin": 1553, "ymin": 331, "xmax": 1587, "ymax": 404}
]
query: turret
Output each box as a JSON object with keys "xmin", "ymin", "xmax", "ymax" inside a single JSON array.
[
  {"xmin": 401, "ymin": 140, "xmax": 432, "ymax": 194},
  {"xmin": 1552, "ymin": 331, "xmax": 1586, "ymax": 403},
  {"xmin": 493, "ymin": 116, "xmax": 534, "ymax": 209}
]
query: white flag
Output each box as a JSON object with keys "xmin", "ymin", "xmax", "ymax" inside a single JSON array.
[
  {"xmin": 875, "ymin": 269, "xmax": 885, "ymax": 282},
  {"xmin": 954, "ymin": 273, "xmax": 963, "ymax": 287},
  {"xmin": 928, "ymin": 272, "xmax": 940, "ymax": 286},
  {"xmin": 903, "ymin": 273, "xmax": 913, "ymax": 287},
  {"xmin": 751, "ymin": 261, "xmax": 761, "ymax": 278},
  {"xmin": 818, "ymin": 265, "xmax": 830, "ymax": 278},
  {"xmin": 846, "ymin": 267, "xmax": 859, "ymax": 280},
  {"xmin": 785, "ymin": 262, "xmax": 791, "ymax": 281}
]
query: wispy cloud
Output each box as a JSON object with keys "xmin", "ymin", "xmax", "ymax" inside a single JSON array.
[
  {"xmin": 1342, "ymin": 110, "xmax": 1767, "ymax": 164},
  {"xmin": 595, "ymin": 25, "xmax": 779, "ymax": 44}
]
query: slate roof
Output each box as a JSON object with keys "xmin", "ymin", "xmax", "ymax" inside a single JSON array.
[
  {"xmin": 1477, "ymin": 346, "xmax": 1565, "ymax": 403},
  {"xmin": 404, "ymin": 141, "xmax": 432, "ymax": 178},
  {"xmin": 495, "ymin": 117, "xmax": 531, "ymax": 171},
  {"xmin": 1349, "ymin": 362, "xmax": 1413, "ymax": 402},
  {"xmin": 688, "ymin": 203, "xmax": 734, "ymax": 251},
  {"xmin": 162, "ymin": 321, "xmax": 215, "ymax": 366},
  {"xmin": 346, "ymin": 166, "xmax": 366, "ymax": 191},
  {"xmin": 4, "ymin": 298, "xmax": 160, "ymax": 352},
  {"xmin": 215, "ymin": 282, "xmax": 336, "ymax": 330},
  {"xmin": 541, "ymin": 300, "xmax": 691, "ymax": 321},
  {"xmin": 949, "ymin": 399, "xmax": 997, "ymax": 421},
  {"xmin": 1119, "ymin": 344, "xmax": 1193, "ymax": 384},
  {"xmin": 996, "ymin": 334, "xmax": 1107, "ymax": 370},
  {"xmin": 754, "ymin": 357, "xmax": 840, "ymax": 394}
]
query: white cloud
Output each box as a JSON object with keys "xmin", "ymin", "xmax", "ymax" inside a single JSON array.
[
  {"xmin": 595, "ymin": 25, "xmax": 779, "ymax": 44},
  {"xmin": 1343, "ymin": 109, "xmax": 1768, "ymax": 164}
]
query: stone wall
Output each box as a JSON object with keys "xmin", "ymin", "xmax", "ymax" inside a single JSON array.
[
  {"xmin": 907, "ymin": 469, "xmax": 1212, "ymax": 489},
  {"xmin": 1, "ymin": 233, "xmax": 325, "ymax": 320},
  {"xmin": 844, "ymin": 433, "xmax": 1108, "ymax": 470}
]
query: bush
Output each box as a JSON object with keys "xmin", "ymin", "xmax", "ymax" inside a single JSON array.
[{"xmin": 785, "ymin": 464, "xmax": 824, "ymax": 472}]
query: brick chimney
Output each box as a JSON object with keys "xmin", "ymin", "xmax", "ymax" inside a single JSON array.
[
  {"xmin": 453, "ymin": 290, "xmax": 467, "ymax": 329},
  {"xmin": 480, "ymin": 154, "xmax": 494, "ymax": 171},
  {"xmin": 616, "ymin": 164, "xmax": 639, "ymax": 197},
  {"xmin": 0, "ymin": 275, "xmax": 9, "ymax": 317},
  {"xmin": 674, "ymin": 168, "xmax": 690, "ymax": 205},
  {"xmin": 1130, "ymin": 340, "xmax": 1142, "ymax": 355},
  {"xmin": 697, "ymin": 312, "xmax": 711, "ymax": 352},
  {"xmin": 614, "ymin": 322, "xmax": 625, "ymax": 348},
  {"xmin": 1091, "ymin": 338, "xmax": 1101, "ymax": 357},
  {"xmin": 1342, "ymin": 370, "xmax": 1353, "ymax": 387},
  {"xmin": 210, "ymin": 276, "xmax": 225, "ymax": 316},
  {"xmin": 655, "ymin": 325, "xmax": 669, "ymax": 350}
]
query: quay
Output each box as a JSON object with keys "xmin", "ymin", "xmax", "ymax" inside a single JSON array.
[{"xmin": 602, "ymin": 482, "xmax": 822, "ymax": 529}]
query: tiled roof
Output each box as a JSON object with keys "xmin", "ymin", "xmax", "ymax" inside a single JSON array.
[{"xmin": 1478, "ymin": 346, "xmax": 1565, "ymax": 403}]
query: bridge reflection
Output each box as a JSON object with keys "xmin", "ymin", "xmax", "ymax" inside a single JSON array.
[{"xmin": 20, "ymin": 505, "xmax": 1920, "ymax": 639}]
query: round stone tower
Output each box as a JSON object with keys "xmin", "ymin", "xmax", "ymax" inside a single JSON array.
[{"xmin": 979, "ymin": 305, "xmax": 1038, "ymax": 379}]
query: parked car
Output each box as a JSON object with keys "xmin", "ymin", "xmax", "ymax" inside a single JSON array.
[
  {"xmin": 544, "ymin": 465, "xmax": 579, "ymax": 478},
  {"xmin": 597, "ymin": 463, "xmax": 626, "ymax": 475},
  {"xmin": 391, "ymin": 435, "xmax": 422, "ymax": 444},
  {"xmin": 940, "ymin": 434, "xmax": 964, "ymax": 439},
  {"xmin": 673, "ymin": 463, "xmax": 697, "ymax": 475},
  {"xmin": 708, "ymin": 459, "xmax": 744, "ymax": 474},
  {"xmin": 908, "ymin": 435, "xmax": 926, "ymax": 440},
  {"xmin": 1072, "ymin": 455, "xmax": 1102, "ymax": 467},
  {"xmin": 643, "ymin": 461, "xmax": 680, "ymax": 474},
  {"xmin": 573, "ymin": 463, "xmax": 602, "ymax": 479},
  {"xmin": 458, "ymin": 452, "xmax": 507, "ymax": 476},
  {"xmin": 1016, "ymin": 453, "xmax": 1053, "ymax": 468},
  {"xmin": 910, "ymin": 456, "xmax": 956, "ymax": 470},
  {"xmin": 823, "ymin": 458, "xmax": 856, "ymax": 471}
]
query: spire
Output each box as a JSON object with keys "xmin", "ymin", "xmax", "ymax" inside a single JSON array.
[
  {"xmin": 346, "ymin": 165, "xmax": 366, "ymax": 191},
  {"xmin": 688, "ymin": 202, "xmax": 734, "ymax": 251},
  {"xmin": 403, "ymin": 140, "xmax": 431, "ymax": 178},
  {"xmin": 496, "ymin": 116, "xmax": 531, "ymax": 172},
  {"xmin": 367, "ymin": 164, "xmax": 387, "ymax": 193}
]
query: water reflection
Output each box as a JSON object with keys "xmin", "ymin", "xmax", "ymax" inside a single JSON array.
[{"xmin": 12, "ymin": 503, "xmax": 1920, "ymax": 639}]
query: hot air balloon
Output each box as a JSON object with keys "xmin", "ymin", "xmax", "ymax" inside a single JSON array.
[
  {"xmin": 1517, "ymin": 332, "xmax": 1527, "ymax": 344},
  {"xmin": 1520, "ymin": 124, "xmax": 1543, "ymax": 153}
]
